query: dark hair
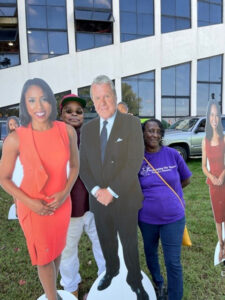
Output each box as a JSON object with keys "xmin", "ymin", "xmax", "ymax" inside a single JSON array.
[
  {"xmin": 7, "ymin": 116, "xmax": 20, "ymax": 133},
  {"xmin": 19, "ymin": 78, "xmax": 57, "ymax": 126},
  {"xmin": 142, "ymin": 118, "xmax": 165, "ymax": 146},
  {"xmin": 205, "ymin": 100, "xmax": 223, "ymax": 141}
]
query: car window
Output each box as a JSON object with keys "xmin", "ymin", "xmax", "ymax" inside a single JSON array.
[
  {"xmin": 221, "ymin": 118, "xmax": 225, "ymax": 130},
  {"xmin": 195, "ymin": 119, "xmax": 206, "ymax": 132},
  {"xmin": 0, "ymin": 122, "xmax": 7, "ymax": 140},
  {"xmin": 199, "ymin": 119, "xmax": 205, "ymax": 128},
  {"xmin": 169, "ymin": 118, "xmax": 199, "ymax": 131}
]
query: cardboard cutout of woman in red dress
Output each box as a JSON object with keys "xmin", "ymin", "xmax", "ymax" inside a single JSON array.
[{"xmin": 202, "ymin": 100, "xmax": 225, "ymax": 264}]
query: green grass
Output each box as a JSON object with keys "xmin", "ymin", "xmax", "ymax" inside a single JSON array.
[{"xmin": 0, "ymin": 159, "xmax": 225, "ymax": 299}]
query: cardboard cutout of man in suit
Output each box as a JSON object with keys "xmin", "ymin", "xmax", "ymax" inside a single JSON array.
[{"xmin": 80, "ymin": 75, "xmax": 149, "ymax": 300}]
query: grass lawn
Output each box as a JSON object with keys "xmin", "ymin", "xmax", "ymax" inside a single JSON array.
[{"xmin": 0, "ymin": 159, "xmax": 225, "ymax": 300}]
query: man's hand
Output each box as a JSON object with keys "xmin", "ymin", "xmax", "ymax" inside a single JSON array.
[{"xmin": 96, "ymin": 188, "xmax": 113, "ymax": 206}]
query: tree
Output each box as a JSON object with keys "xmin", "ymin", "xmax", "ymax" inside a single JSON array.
[{"xmin": 121, "ymin": 83, "xmax": 141, "ymax": 116}]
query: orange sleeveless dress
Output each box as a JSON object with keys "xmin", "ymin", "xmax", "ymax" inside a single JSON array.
[{"xmin": 16, "ymin": 121, "xmax": 71, "ymax": 265}]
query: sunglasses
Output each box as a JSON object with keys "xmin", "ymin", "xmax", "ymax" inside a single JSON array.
[{"xmin": 64, "ymin": 109, "xmax": 84, "ymax": 115}]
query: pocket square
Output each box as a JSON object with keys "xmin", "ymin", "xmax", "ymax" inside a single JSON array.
[{"xmin": 116, "ymin": 138, "xmax": 123, "ymax": 142}]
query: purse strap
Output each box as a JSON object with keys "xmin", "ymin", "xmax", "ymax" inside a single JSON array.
[{"xmin": 144, "ymin": 157, "xmax": 185, "ymax": 211}]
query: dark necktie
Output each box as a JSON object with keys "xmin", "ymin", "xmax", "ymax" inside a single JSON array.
[{"xmin": 100, "ymin": 120, "xmax": 108, "ymax": 162}]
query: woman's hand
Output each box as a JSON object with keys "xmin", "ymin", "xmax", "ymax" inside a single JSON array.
[
  {"xmin": 46, "ymin": 191, "xmax": 67, "ymax": 210},
  {"xmin": 210, "ymin": 174, "xmax": 221, "ymax": 186},
  {"xmin": 217, "ymin": 172, "xmax": 225, "ymax": 186},
  {"xmin": 28, "ymin": 199, "xmax": 55, "ymax": 216}
]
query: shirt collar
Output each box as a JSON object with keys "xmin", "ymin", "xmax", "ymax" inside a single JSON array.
[{"xmin": 100, "ymin": 111, "xmax": 117, "ymax": 127}]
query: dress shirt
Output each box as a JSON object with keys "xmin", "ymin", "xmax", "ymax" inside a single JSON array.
[{"xmin": 91, "ymin": 111, "xmax": 119, "ymax": 199}]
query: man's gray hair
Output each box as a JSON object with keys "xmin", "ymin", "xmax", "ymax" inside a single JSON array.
[{"xmin": 90, "ymin": 75, "xmax": 117, "ymax": 100}]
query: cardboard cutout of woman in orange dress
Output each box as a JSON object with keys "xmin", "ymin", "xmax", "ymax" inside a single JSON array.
[{"xmin": 0, "ymin": 78, "xmax": 79, "ymax": 300}]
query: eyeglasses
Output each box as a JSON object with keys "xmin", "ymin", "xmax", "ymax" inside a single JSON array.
[{"xmin": 64, "ymin": 109, "xmax": 84, "ymax": 115}]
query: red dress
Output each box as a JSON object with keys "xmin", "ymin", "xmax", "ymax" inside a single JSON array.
[
  {"xmin": 206, "ymin": 137, "xmax": 225, "ymax": 223},
  {"xmin": 16, "ymin": 121, "xmax": 71, "ymax": 265}
]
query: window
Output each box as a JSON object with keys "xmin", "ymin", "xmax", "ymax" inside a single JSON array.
[
  {"xmin": 0, "ymin": 0, "xmax": 20, "ymax": 69},
  {"xmin": 26, "ymin": 0, "xmax": 68, "ymax": 62},
  {"xmin": 122, "ymin": 71, "xmax": 155, "ymax": 117},
  {"xmin": 197, "ymin": 55, "xmax": 222, "ymax": 115},
  {"xmin": 0, "ymin": 103, "xmax": 19, "ymax": 118},
  {"xmin": 120, "ymin": 0, "xmax": 154, "ymax": 42},
  {"xmin": 198, "ymin": 0, "xmax": 222, "ymax": 27},
  {"xmin": 162, "ymin": 62, "xmax": 191, "ymax": 123},
  {"xmin": 161, "ymin": 0, "xmax": 191, "ymax": 33},
  {"xmin": 75, "ymin": 0, "xmax": 113, "ymax": 51},
  {"xmin": 78, "ymin": 85, "xmax": 98, "ymax": 122}
]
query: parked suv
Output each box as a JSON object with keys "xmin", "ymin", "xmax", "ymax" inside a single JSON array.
[
  {"xmin": 0, "ymin": 119, "xmax": 7, "ymax": 157},
  {"xmin": 163, "ymin": 116, "xmax": 225, "ymax": 161}
]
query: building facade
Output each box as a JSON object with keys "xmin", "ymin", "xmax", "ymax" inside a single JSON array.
[{"xmin": 0, "ymin": 0, "xmax": 225, "ymax": 126}]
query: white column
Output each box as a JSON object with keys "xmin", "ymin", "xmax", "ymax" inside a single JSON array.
[
  {"xmin": 154, "ymin": 0, "xmax": 161, "ymax": 36},
  {"xmin": 191, "ymin": 0, "xmax": 198, "ymax": 29},
  {"xmin": 222, "ymin": 1, "xmax": 225, "ymax": 114},
  {"xmin": 191, "ymin": 59, "xmax": 197, "ymax": 116},
  {"xmin": 17, "ymin": 0, "xmax": 28, "ymax": 65},
  {"xmin": 154, "ymin": 0, "xmax": 161, "ymax": 120},
  {"xmin": 190, "ymin": 0, "xmax": 198, "ymax": 116},
  {"xmin": 67, "ymin": 0, "xmax": 76, "ymax": 54},
  {"xmin": 112, "ymin": 0, "xmax": 120, "ymax": 46},
  {"xmin": 223, "ymin": 0, "xmax": 225, "ymax": 24},
  {"xmin": 222, "ymin": 54, "xmax": 225, "ymax": 114},
  {"xmin": 115, "ymin": 77, "xmax": 122, "ymax": 103},
  {"xmin": 155, "ymin": 67, "xmax": 161, "ymax": 120}
]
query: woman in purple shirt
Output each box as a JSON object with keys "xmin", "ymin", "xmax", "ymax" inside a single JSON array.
[{"xmin": 138, "ymin": 119, "xmax": 191, "ymax": 300}]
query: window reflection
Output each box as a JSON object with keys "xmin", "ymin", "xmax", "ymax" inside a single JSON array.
[
  {"xmin": 26, "ymin": 0, "xmax": 68, "ymax": 62},
  {"xmin": 161, "ymin": 0, "xmax": 191, "ymax": 33},
  {"xmin": 0, "ymin": 103, "xmax": 19, "ymax": 120},
  {"xmin": 122, "ymin": 71, "xmax": 155, "ymax": 117},
  {"xmin": 197, "ymin": 55, "xmax": 222, "ymax": 115},
  {"xmin": 47, "ymin": 6, "xmax": 67, "ymax": 29},
  {"xmin": 120, "ymin": 0, "xmax": 154, "ymax": 42},
  {"xmin": 162, "ymin": 62, "xmax": 190, "ymax": 120},
  {"xmin": 198, "ymin": 0, "xmax": 222, "ymax": 27},
  {"xmin": 27, "ymin": 6, "xmax": 47, "ymax": 28},
  {"xmin": 78, "ymin": 85, "xmax": 98, "ymax": 123},
  {"xmin": 75, "ymin": 0, "xmax": 113, "ymax": 51},
  {"xmin": 0, "ymin": 0, "xmax": 20, "ymax": 69},
  {"xmin": 28, "ymin": 31, "xmax": 48, "ymax": 54}
]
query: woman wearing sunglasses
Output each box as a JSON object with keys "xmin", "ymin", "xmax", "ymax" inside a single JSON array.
[{"xmin": 59, "ymin": 94, "xmax": 105, "ymax": 298}]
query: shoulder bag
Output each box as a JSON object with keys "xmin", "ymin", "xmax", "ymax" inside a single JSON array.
[{"xmin": 144, "ymin": 157, "xmax": 192, "ymax": 247}]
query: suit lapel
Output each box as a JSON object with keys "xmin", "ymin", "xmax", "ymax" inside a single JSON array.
[
  {"xmin": 104, "ymin": 111, "xmax": 122, "ymax": 163},
  {"xmin": 89, "ymin": 118, "xmax": 102, "ymax": 169}
]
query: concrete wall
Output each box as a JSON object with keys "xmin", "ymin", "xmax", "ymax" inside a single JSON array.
[{"xmin": 1, "ymin": 0, "xmax": 225, "ymax": 118}]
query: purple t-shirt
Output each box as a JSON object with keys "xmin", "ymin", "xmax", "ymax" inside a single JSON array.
[{"xmin": 138, "ymin": 146, "xmax": 192, "ymax": 225}]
